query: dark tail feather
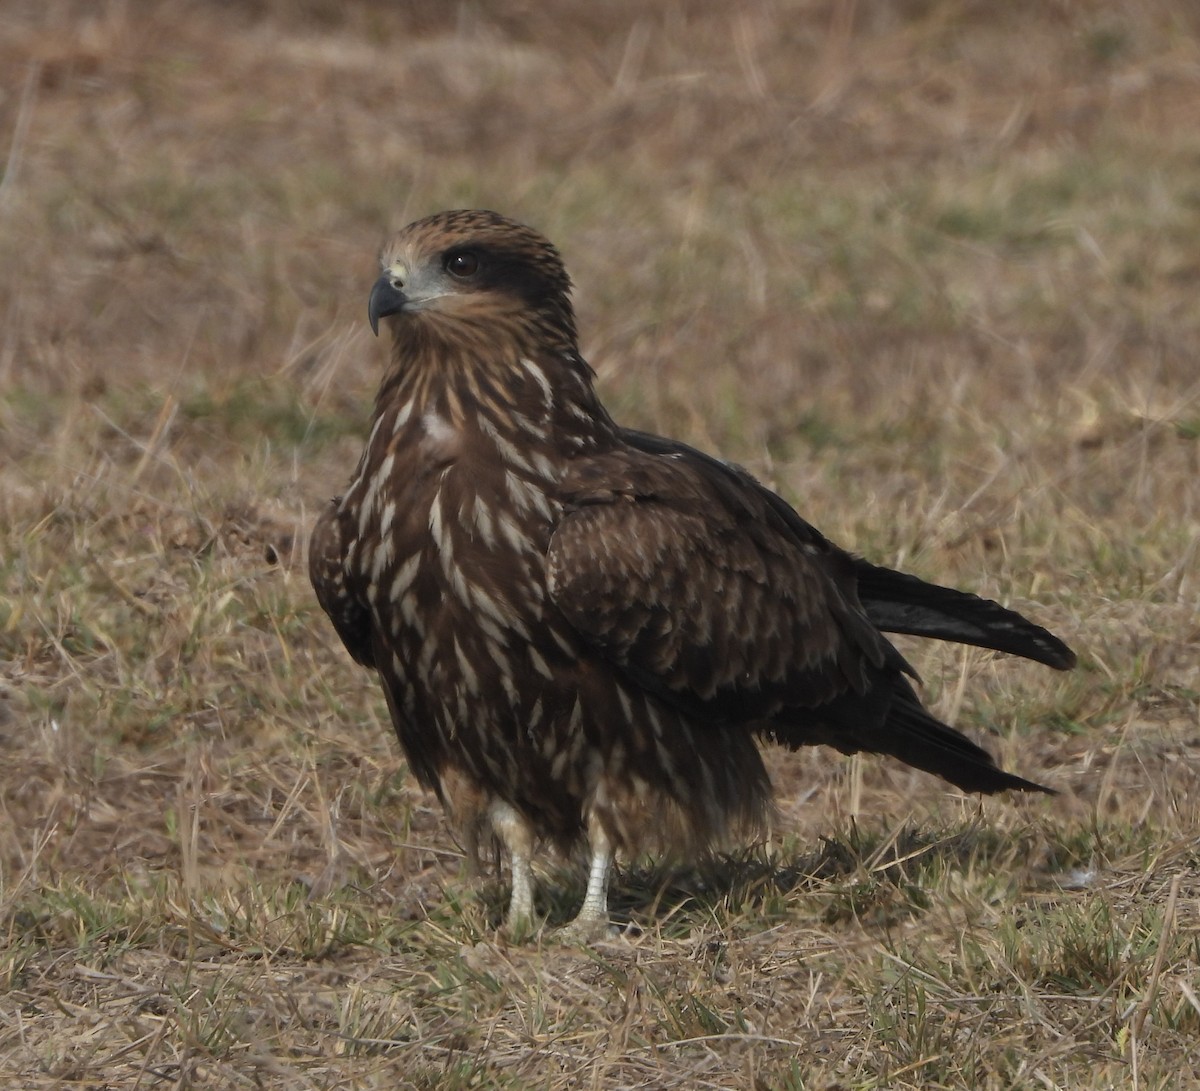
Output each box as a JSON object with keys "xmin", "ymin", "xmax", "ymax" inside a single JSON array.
[
  {"xmin": 878, "ymin": 683, "xmax": 1054, "ymax": 795},
  {"xmin": 763, "ymin": 678, "xmax": 1054, "ymax": 796},
  {"xmin": 854, "ymin": 558, "xmax": 1076, "ymax": 671}
]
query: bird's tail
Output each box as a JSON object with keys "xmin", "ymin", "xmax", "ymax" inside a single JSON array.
[
  {"xmin": 853, "ymin": 558, "xmax": 1076, "ymax": 671},
  {"xmin": 762, "ymin": 677, "xmax": 1053, "ymax": 796},
  {"xmin": 872, "ymin": 681, "xmax": 1053, "ymax": 795}
]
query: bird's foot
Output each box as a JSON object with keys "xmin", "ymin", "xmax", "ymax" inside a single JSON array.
[
  {"xmin": 501, "ymin": 909, "xmax": 542, "ymax": 943},
  {"xmin": 550, "ymin": 825, "xmax": 618, "ymax": 945},
  {"xmin": 552, "ymin": 912, "xmax": 621, "ymax": 946}
]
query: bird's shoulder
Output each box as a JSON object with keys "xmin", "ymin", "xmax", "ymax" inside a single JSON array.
[
  {"xmin": 545, "ymin": 431, "xmax": 893, "ymax": 721},
  {"xmin": 308, "ymin": 497, "xmax": 376, "ymax": 669},
  {"xmin": 555, "ymin": 430, "xmax": 835, "ymax": 565},
  {"xmin": 308, "ymin": 499, "xmax": 348, "ymax": 593}
]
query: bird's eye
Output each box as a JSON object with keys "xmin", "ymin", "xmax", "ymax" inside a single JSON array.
[{"xmin": 445, "ymin": 252, "xmax": 480, "ymax": 278}]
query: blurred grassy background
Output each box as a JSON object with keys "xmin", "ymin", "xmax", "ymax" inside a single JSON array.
[{"xmin": 1, "ymin": 2, "xmax": 1198, "ymax": 1088}]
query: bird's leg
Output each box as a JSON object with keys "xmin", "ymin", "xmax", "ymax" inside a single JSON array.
[
  {"xmin": 460, "ymin": 822, "xmax": 483, "ymax": 881},
  {"xmin": 579, "ymin": 826, "xmax": 613, "ymax": 923},
  {"xmin": 558, "ymin": 819, "xmax": 615, "ymax": 943},
  {"xmin": 441, "ymin": 768, "xmax": 487, "ymax": 881},
  {"xmin": 507, "ymin": 847, "xmax": 534, "ymax": 931},
  {"xmin": 488, "ymin": 800, "xmax": 536, "ymax": 937}
]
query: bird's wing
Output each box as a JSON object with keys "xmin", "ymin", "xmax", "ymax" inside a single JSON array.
[
  {"xmin": 546, "ymin": 449, "xmax": 904, "ymax": 725},
  {"xmin": 620, "ymin": 427, "xmax": 1076, "ymax": 671},
  {"xmin": 309, "ymin": 500, "xmax": 376, "ymax": 669}
]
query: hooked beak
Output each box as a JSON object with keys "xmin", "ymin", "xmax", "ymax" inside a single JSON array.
[{"xmin": 368, "ymin": 274, "xmax": 408, "ymax": 336}]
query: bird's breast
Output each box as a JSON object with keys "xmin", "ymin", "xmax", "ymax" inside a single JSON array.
[
  {"xmin": 418, "ymin": 410, "xmax": 463, "ymax": 464},
  {"xmin": 351, "ymin": 427, "xmax": 562, "ymax": 627},
  {"xmin": 357, "ymin": 440, "xmax": 584, "ymax": 776}
]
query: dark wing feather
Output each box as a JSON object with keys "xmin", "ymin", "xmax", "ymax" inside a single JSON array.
[
  {"xmin": 620, "ymin": 427, "xmax": 1076, "ymax": 671},
  {"xmin": 309, "ymin": 500, "xmax": 375, "ymax": 669},
  {"xmin": 546, "ymin": 449, "xmax": 902, "ymax": 726},
  {"xmin": 551, "ymin": 443, "xmax": 1053, "ymax": 797}
]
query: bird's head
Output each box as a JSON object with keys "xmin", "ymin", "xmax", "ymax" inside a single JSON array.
[{"xmin": 369, "ymin": 210, "xmax": 577, "ymax": 355}]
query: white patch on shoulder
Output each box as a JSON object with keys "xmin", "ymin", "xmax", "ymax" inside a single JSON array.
[
  {"xmin": 471, "ymin": 495, "xmax": 496, "ymax": 549},
  {"xmin": 549, "ymin": 626, "xmax": 576, "ymax": 658},
  {"xmin": 521, "ymin": 357, "xmax": 554, "ymax": 407},
  {"xmin": 510, "ymin": 411, "xmax": 549, "ymax": 441},
  {"xmin": 423, "ymin": 411, "xmax": 455, "ymax": 443},
  {"xmin": 472, "ymin": 581, "xmax": 530, "ymax": 640},
  {"xmin": 478, "ymin": 415, "xmax": 533, "ymax": 473},
  {"xmin": 421, "ymin": 412, "xmax": 460, "ymax": 460},
  {"xmin": 370, "ymin": 535, "xmax": 394, "ymax": 582},
  {"xmin": 454, "ymin": 638, "xmax": 479, "ymax": 695},
  {"xmin": 447, "ymin": 559, "xmax": 472, "ymax": 605},
  {"xmin": 357, "ymin": 452, "xmax": 395, "ymax": 536},
  {"xmin": 496, "ymin": 511, "xmax": 533, "ymax": 554},
  {"xmin": 504, "ymin": 470, "xmax": 530, "ymax": 515},
  {"xmin": 530, "ymin": 452, "xmax": 559, "ymax": 480},
  {"xmin": 505, "ymin": 471, "xmax": 555, "ymax": 521},
  {"xmin": 429, "ymin": 488, "xmax": 451, "ymax": 557},
  {"xmin": 528, "ymin": 645, "xmax": 554, "ymax": 681},
  {"xmin": 390, "ymin": 553, "xmax": 421, "ymax": 600},
  {"xmin": 399, "ymin": 591, "xmax": 422, "ymax": 634},
  {"xmin": 417, "ymin": 635, "xmax": 437, "ymax": 678},
  {"xmin": 366, "ymin": 414, "xmax": 387, "ymax": 449},
  {"xmin": 499, "ymin": 671, "xmax": 520, "ymax": 708}
]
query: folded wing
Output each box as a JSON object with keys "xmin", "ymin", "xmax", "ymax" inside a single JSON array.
[{"xmin": 548, "ymin": 445, "xmax": 1052, "ymax": 795}]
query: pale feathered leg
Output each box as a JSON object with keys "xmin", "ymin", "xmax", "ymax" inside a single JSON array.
[
  {"xmin": 489, "ymin": 800, "xmax": 536, "ymax": 936},
  {"xmin": 558, "ymin": 820, "xmax": 615, "ymax": 943},
  {"xmin": 579, "ymin": 829, "xmax": 613, "ymax": 922}
]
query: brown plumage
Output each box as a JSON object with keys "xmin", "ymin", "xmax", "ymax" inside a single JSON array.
[{"xmin": 309, "ymin": 209, "xmax": 1075, "ymax": 936}]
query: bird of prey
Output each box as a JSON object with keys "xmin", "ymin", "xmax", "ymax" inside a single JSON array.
[{"xmin": 309, "ymin": 209, "xmax": 1075, "ymax": 938}]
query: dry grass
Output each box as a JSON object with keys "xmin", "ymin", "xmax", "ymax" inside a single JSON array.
[{"xmin": 2, "ymin": 1, "xmax": 1199, "ymax": 1087}]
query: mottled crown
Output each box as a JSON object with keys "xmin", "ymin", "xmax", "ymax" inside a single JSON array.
[{"xmin": 383, "ymin": 209, "xmax": 576, "ymax": 345}]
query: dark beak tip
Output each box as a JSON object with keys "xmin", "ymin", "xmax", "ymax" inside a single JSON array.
[{"xmin": 368, "ymin": 274, "xmax": 407, "ymax": 337}]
